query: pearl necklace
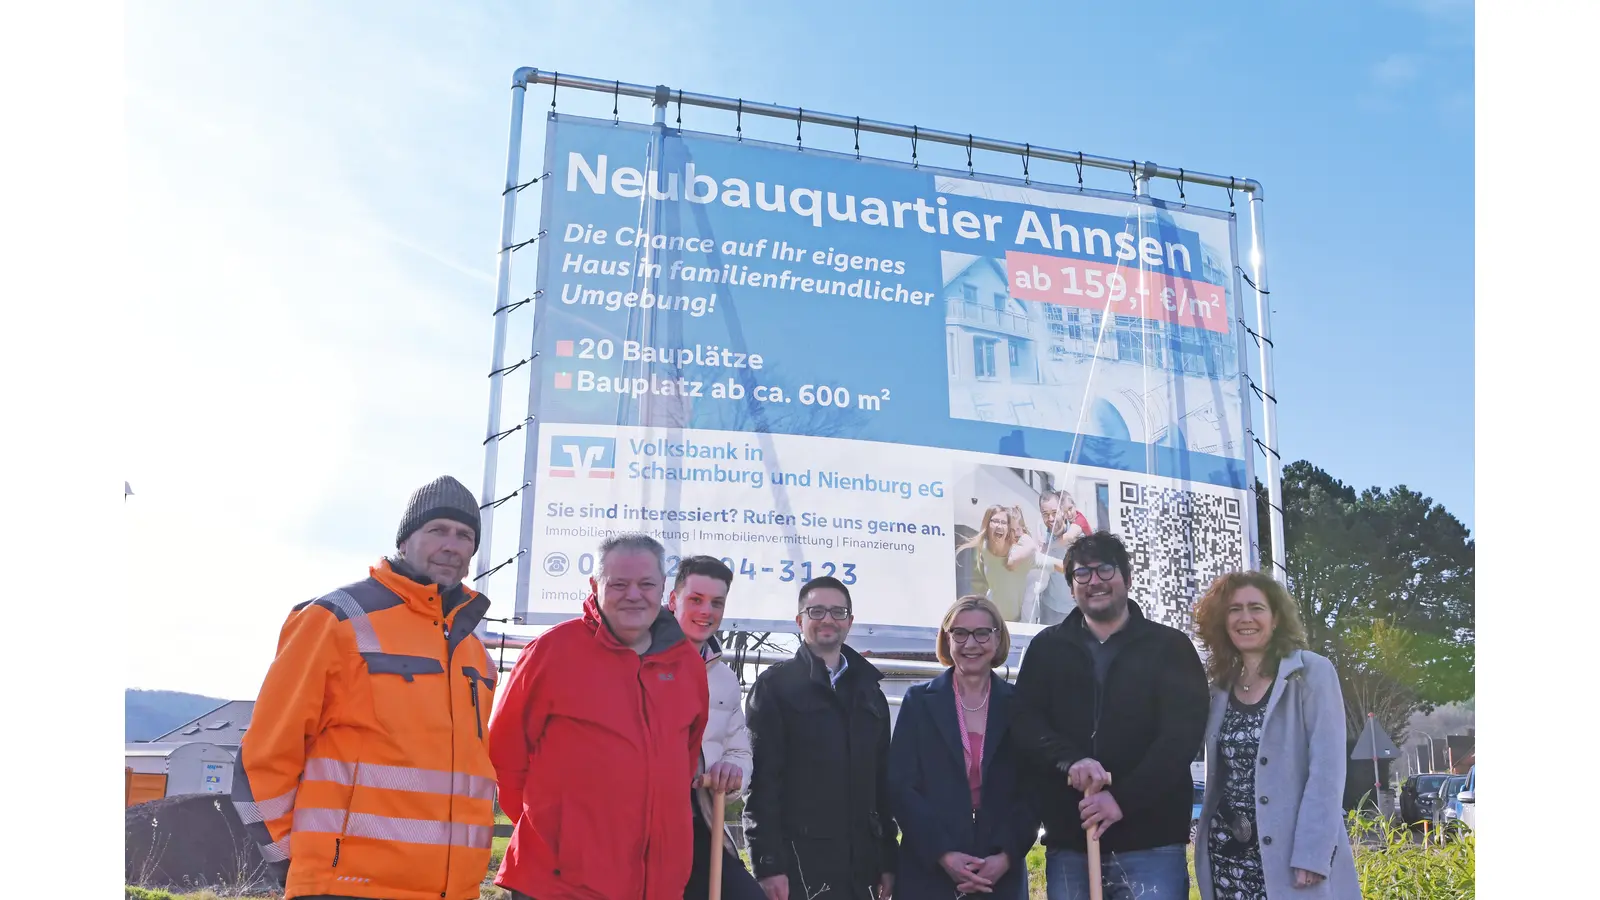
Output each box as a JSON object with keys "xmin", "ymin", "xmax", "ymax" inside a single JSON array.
[{"xmin": 958, "ymin": 680, "xmax": 991, "ymax": 711}]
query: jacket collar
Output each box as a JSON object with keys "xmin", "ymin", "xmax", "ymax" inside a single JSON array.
[
  {"xmin": 928, "ymin": 667, "xmax": 1013, "ymax": 779},
  {"xmin": 795, "ymin": 640, "xmax": 880, "ymax": 690},
  {"xmin": 701, "ymin": 633, "xmax": 724, "ymax": 665},
  {"xmin": 1207, "ymin": 648, "xmax": 1311, "ymax": 743},
  {"xmin": 1258, "ymin": 648, "xmax": 1307, "ymax": 725},
  {"xmin": 374, "ymin": 558, "xmax": 481, "ymax": 620},
  {"xmin": 373, "ymin": 558, "xmax": 490, "ymax": 659},
  {"xmin": 581, "ymin": 594, "xmax": 688, "ymax": 657}
]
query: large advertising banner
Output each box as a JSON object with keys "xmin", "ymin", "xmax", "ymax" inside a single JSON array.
[{"xmin": 519, "ymin": 114, "xmax": 1253, "ymax": 635}]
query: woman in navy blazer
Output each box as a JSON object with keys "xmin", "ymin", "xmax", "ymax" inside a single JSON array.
[{"xmin": 890, "ymin": 595, "xmax": 1038, "ymax": 899}]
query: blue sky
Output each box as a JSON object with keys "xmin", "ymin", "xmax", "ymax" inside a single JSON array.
[{"xmin": 123, "ymin": 0, "xmax": 1473, "ymax": 696}]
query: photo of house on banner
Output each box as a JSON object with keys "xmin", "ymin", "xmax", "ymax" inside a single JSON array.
[{"xmin": 940, "ymin": 246, "xmax": 1246, "ymax": 461}]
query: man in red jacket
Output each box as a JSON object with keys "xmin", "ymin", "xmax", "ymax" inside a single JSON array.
[{"xmin": 487, "ymin": 533, "xmax": 710, "ymax": 900}]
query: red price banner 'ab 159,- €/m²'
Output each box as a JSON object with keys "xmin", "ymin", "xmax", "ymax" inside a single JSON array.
[{"xmin": 1003, "ymin": 249, "xmax": 1230, "ymax": 334}]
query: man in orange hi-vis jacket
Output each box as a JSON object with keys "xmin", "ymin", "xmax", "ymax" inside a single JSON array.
[{"xmin": 232, "ymin": 476, "xmax": 501, "ymax": 900}]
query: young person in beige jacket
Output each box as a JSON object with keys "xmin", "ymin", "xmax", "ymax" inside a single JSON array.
[{"xmin": 668, "ymin": 556, "xmax": 763, "ymax": 900}]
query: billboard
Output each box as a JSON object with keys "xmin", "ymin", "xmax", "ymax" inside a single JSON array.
[{"xmin": 516, "ymin": 113, "xmax": 1253, "ymax": 635}]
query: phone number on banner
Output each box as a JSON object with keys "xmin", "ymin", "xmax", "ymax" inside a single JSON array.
[{"xmin": 551, "ymin": 552, "xmax": 859, "ymax": 584}]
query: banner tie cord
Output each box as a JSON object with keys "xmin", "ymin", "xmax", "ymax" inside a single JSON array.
[
  {"xmin": 612, "ymin": 80, "xmax": 620, "ymax": 122},
  {"xmin": 1248, "ymin": 380, "xmax": 1278, "ymax": 405},
  {"xmin": 495, "ymin": 290, "xmax": 542, "ymax": 317},
  {"xmin": 1023, "ymin": 143, "xmax": 1030, "ymax": 184},
  {"xmin": 484, "ymin": 416, "xmax": 535, "ymax": 446},
  {"xmin": 796, "ymin": 107, "xmax": 803, "ymax": 150},
  {"xmin": 504, "ymin": 172, "xmax": 552, "ymax": 196},
  {"xmin": 736, "ymin": 99, "xmax": 743, "ymax": 141},
  {"xmin": 967, "ymin": 134, "xmax": 974, "ymax": 176},
  {"xmin": 475, "ymin": 550, "xmax": 525, "ymax": 582},
  {"xmin": 503, "ymin": 230, "xmax": 548, "ymax": 253},
  {"xmin": 1251, "ymin": 434, "xmax": 1283, "ymax": 463},
  {"xmin": 550, "ymin": 73, "xmax": 558, "ymax": 111},
  {"xmin": 1177, "ymin": 168, "xmax": 1186, "ymax": 206},
  {"xmin": 1227, "ymin": 176, "xmax": 1236, "ymax": 209},
  {"xmin": 1236, "ymin": 319, "xmax": 1273, "ymax": 349},
  {"xmin": 480, "ymin": 482, "xmax": 532, "ymax": 511},
  {"xmin": 911, "ymin": 125, "xmax": 919, "ymax": 168},
  {"xmin": 1237, "ymin": 266, "xmax": 1271, "ymax": 295},
  {"xmin": 489, "ymin": 353, "xmax": 535, "ymax": 378},
  {"xmin": 676, "ymin": 89, "xmax": 683, "ymax": 127}
]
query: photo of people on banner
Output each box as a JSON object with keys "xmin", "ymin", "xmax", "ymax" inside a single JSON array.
[{"xmin": 954, "ymin": 465, "xmax": 1104, "ymax": 626}]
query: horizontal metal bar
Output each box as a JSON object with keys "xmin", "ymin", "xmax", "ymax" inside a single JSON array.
[{"xmin": 510, "ymin": 67, "xmax": 1262, "ymax": 197}]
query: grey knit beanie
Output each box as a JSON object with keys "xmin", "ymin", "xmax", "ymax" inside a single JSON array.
[{"xmin": 396, "ymin": 475, "xmax": 481, "ymax": 551}]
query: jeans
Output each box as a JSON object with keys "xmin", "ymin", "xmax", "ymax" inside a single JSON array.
[{"xmin": 1045, "ymin": 844, "xmax": 1189, "ymax": 900}]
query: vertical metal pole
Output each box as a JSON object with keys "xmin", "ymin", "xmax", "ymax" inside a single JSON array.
[
  {"xmin": 1132, "ymin": 165, "xmax": 1154, "ymax": 475},
  {"xmin": 1247, "ymin": 189, "xmax": 1287, "ymax": 582},
  {"xmin": 1227, "ymin": 215, "xmax": 1261, "ymax": 571},
  {"xmin": 476, "ymin": 69, "xmax": 534, "ymax": 583}
]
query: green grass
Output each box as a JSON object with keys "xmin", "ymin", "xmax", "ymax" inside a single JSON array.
[{"xmin": 134, "ymin": 808, "xmax": 1472, "ymax": 900}]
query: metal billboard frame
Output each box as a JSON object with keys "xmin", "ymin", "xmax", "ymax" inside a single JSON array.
[{"xmin": 472, "ymin": 66, "xmax": 1287, "ymax": 638}]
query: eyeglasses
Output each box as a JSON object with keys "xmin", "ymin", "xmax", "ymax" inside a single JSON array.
[
  {"xmin": 1071, "ymin": 562, "xmax": 1120, "ymax": 584},
  {"xmin": 802, "ymin": 605, "xmax": 852, "ymax": 621},
  {"xmin": 949, "ymin": 627, "xmax": 996, "ymax": 644}
]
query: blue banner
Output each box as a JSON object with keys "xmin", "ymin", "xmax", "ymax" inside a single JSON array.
[{"xmin": 518, "ymin": 114, "xmax": 1253, "ymax": 631}]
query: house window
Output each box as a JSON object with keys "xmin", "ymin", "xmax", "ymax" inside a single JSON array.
[
  {"xmin": 1045, "ymin": 305, "xmax": 1063, "ymax": 320},
  {"xmin": 974, "ymin": 337, "xmax": 997, "ymax": 378},
  {"xmin": 962, "ymin": 284, "xmax": 978, "ymax": 302},
  {"xmin": 1117, "ymin": 331, "xmax": 1143, "ymax": 363},
  {"xmin": 993, "ymin": 292, "xmax": 1008, "ymax": 309},
  {"xmin": 1008, "ymin": 341, "xmax": 1021, "ymax": 367},
  {"xmin": 1050, "ymin": 323, "xmax": 1068, "ymax": 336}
]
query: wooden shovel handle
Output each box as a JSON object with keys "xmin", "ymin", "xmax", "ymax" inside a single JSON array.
[
  {"xmin": 1084, "ymin": 775, "xmax": 1112, "ymax": 900},
  {"xmin": 710, "ymin": 788, "xmax": 726, "ymax": 900}
]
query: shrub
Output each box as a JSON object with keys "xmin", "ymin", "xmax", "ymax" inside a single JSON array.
[{"xmin": 1348, "ymin": 809, "xmax": 1474, "ymax": 899}]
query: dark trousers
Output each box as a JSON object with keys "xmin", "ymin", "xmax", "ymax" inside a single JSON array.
[{"xmin": 685, "ymin": 795, "xmax": 765, "ymax": 900}]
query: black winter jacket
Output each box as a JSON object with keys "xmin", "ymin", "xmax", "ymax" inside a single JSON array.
[
  {"xmin": 743, "ymin": 642, "xmax": 898, "ymax": 896},
  {"xmin": 1010, "ymin": 601, "xmax": 1209, "ymax": 853}
]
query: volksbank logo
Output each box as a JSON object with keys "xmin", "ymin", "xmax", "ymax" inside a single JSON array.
[{"xmin": 549, "ymin": 436, "xmax": 616, "ymax": 479}]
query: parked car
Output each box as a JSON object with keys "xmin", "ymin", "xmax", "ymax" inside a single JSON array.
[
  {"xmin": 1452, "ymin": 766, "xmax": 1475, "ymax": 834},
  {"xmin": 1432, "ymin": 774, "xmax": 1469, "ymax": 836},
  {"xmin": 1400, "ymin": 773, "xmax": 1451, "ymax": 825},
  {"xmin": 1189, "ymin": 781, "xmax": 1204, "ymax": 843}
]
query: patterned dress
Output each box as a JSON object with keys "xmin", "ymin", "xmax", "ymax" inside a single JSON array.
[{"xmin": 1207, "ymin": 685, "xmax": 1272, "ymax": 900}]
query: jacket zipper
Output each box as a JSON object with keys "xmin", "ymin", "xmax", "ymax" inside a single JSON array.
[
  {"xmin": 637, "ymin": 656, "xmax": 654, "ymax": 876},
  {"xmin": 442, "ymin": 615, "xmax": 456, "ymax": 898},
  {"xmin": 468, "ymin": 677, "xmax": 483, "ymax": 739},
  {"xmin": 332, "ymin": 761, "xmax": 360, "ymax": 869}
]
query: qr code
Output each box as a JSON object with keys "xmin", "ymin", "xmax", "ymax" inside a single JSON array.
[{"xmin": 1116, "ymin": 482, "xmax": 1246, "ymax": 633}]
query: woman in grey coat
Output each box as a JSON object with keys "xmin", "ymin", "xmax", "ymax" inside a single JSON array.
[{"xmin": 1191, "ymin": 572, "xmax": 1360, "ymax": 900}]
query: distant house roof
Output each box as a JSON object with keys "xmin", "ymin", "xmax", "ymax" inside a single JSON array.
[{"xmin": 150, "ymin": 700, "xmax": 254, "ymax": 745}]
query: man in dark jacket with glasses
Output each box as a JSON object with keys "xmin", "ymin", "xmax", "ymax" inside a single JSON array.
[
  {"xmin": 1010, "ymin": 531, "xmax": 1209, "ymax": 900},
  {"xmin": 744, "ymin": 576, "xmax": 898, "ymax": 900}
]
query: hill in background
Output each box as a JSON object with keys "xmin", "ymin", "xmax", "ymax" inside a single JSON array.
[{"xmin": 126, "ymin": 689, "xmax": 227, "ymax": 742}]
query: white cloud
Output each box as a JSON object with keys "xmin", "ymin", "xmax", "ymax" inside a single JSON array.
[{"xmin": 1371, "ymin": 53, "xmax": 1423, "ymax": 89}]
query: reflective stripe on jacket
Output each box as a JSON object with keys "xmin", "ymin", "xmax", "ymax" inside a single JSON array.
[{"xmin": 232, "ymin": 559, "xmax": 499, "ymax": 900}]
